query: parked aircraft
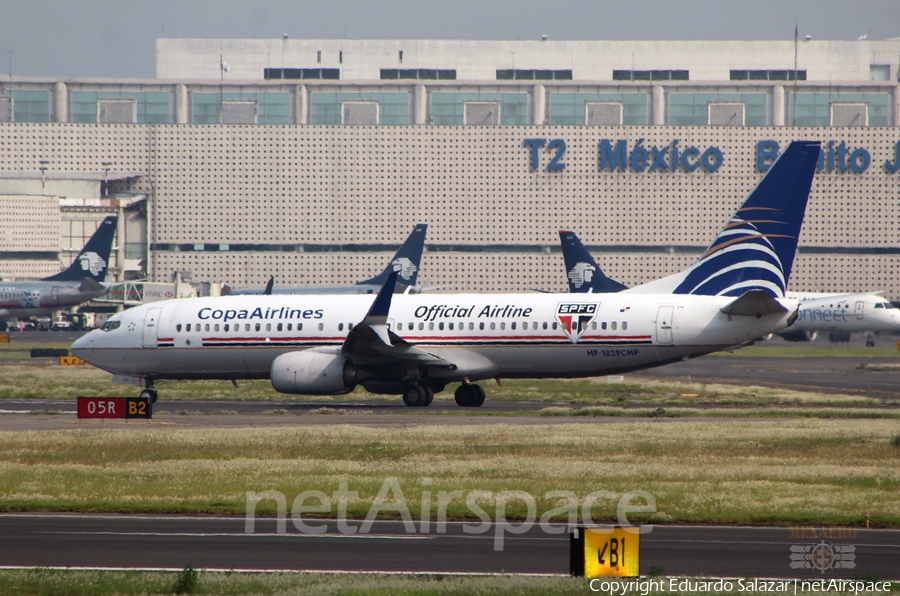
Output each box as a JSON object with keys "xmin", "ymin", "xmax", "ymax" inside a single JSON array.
[
  {"xmin": 0, "ymin": 216, "xmax": 117, "ymax": 330},
  {"xmin": 226, "ymin": 224, "xmax": 427, "ymax": 295},
  {"xmin": 72, "ymin": 142, "xmax": 819, "ymax": 405},
  {"xmin": 559, "ymin": 226, "xmax": 900, "ymax": 343}
]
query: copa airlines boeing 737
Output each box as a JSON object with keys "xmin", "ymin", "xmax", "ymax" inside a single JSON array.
[
  {"xmin": 0, "ymin": 216, "xmax": 117, "ymax": 330},
  {"xmin": 72, "ymin": 141, "xmax": 820, "ymax": 406},
  {"xmin": 560, "ymin": 222, "xmax": 900, "ymax": 342}
]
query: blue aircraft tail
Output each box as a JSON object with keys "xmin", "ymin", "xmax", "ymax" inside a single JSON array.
[
  {"xmin": 361, "ymin": 223, "xmax": 427, "ymax": 288},
  {"xmin": 626, "ymin": 141, "xmax": 820, "ymax": 298},
  {"xmin": 558, "ymin": 230, "xmax": 628, "ymax": 293},
  {"xmin": 44, "ymin": 215, "xmax": 117, "ymax": 283}
]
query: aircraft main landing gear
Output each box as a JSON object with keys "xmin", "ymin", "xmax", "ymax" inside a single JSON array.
[
  {"xmin": 402, "ymin": 384, "xmax": 434, "ymax": 407},
  {"xmin": 454, "ymin": 383, "xmax": 485, "ymax": 407}
]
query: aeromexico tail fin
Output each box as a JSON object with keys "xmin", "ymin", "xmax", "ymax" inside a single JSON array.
[
  {"xmin": 559, "ymin": 230, "xmax": 628, "ymax": 293},
  {"xmin": 361, "ymin": 223, "xmax": 427, "ymax": 288},
  {"xmin": 43, "ymin": 215, "xmax": 117, "ymax": 283},
  {"xmin": 624, "ymin": 140, "xmax": 820, "ymax": 298}
]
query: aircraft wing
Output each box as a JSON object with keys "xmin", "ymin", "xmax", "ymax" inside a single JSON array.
[
  {"xmin": 340, "ymin": 270, "xmax": 453, "ymax": 368},
  {"xmin": 720, "ymin": 289, "xmax": 791, "ymax": 317}
]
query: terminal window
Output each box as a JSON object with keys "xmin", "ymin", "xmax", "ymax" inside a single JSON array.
[
  {"xmin": 342, "ymin": 101, "xmax": 378, "ymax": 125},
  {"xmin": 264, "ymin": 68, "xmax": 340, "ymax": 80},
  {"xmin": 585, "ymin": 101, "xmax": 622, "ymax": 126},
  {"xmin": 830, "ymin": 103, "xmax": 867, "ymax": 127},
  {"xmin": 730, "ymin": 69, "xmax": 806, "ymax": 81},
  {"xmin": 708, "ymin": 102, "xmax": 744, "ymax": 126},
  {"xmin": 464, "ymin": 101, "xmax": 500, "ymax": 125},
  {"xmin": 613, "ymin": 70, "xmax": 688, "ymax": 81},
  {"xmin": 496, "ymin": 69, "xmax": 573, "ymax": 81},
  {"xmin": 381, "ymin": 69, "xmax": 456, "ymax": 80}
]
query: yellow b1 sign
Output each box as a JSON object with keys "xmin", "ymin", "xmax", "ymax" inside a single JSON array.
[{"xmin": 570, "ymin": 527, "xmax": 640, "ymax": 577}]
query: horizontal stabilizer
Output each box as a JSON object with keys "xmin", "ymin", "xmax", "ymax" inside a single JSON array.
[
  {"xmin": 720, "ymin": 289, "xmax": 790, "ymax": 317},
  {"xmin": 78, "ymin": 277, "xmax": 106, "ymax": 293}
]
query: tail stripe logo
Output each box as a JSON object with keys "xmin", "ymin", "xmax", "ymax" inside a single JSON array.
[{"xmin": 675, "ymin": 216, "xmax": 791, "ymax": 297}]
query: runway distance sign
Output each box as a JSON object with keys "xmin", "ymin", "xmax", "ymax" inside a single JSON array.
[
  {"xmin": 570, "ymin": 526, "xmax": 640, "ymax": 578},
  {"xmin": 77, "ymin": 397, "xmax": 152, "ymax": 419}
]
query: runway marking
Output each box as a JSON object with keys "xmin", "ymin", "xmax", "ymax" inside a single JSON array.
[{"xmin": 43, "ymin": 531, "xmax": 434, "ymax": 540}]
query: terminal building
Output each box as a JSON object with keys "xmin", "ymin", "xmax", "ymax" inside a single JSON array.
[{"xmin": 1, "ymin": 38, "xmax": 899, "ymax": 297}]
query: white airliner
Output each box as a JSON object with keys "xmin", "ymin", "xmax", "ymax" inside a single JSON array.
[
  {"xmin": 72, "ymin": 141, "xmax": 821, "ymax": 406},
  {"xmin": 782, "ymin": 292, "xmax": 900, "ymax": 343}
]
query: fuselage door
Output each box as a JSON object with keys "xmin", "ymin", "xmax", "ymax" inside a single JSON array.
[
  {"xmin": 51, "ymin": 286, "xmax": 60, "ymax": 304},
  {"xmin": 142, "ymin": 307, "xmax": 163, "ymax": 348},
  {"xmin": 656, "ymin": 305, "xmax": 674, "ymax": 346},
  {"xmin": 855, "ymin": 300, "xmax": 865, "ymax": 320}
]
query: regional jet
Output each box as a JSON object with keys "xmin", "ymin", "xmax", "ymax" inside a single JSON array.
[
  {"xmin": 0, "ymin": 216, "xmax": 117, "ymax": 330},
  {"xmin": 559, "ymin": 222, "xmax": 900, "ymax": 344},
  {"xmin": 72, "ymin": 141, "xmax": 820, "ymax": 406},
  {"xmin": 225, "ymin": 223, "xmax": 427, "ymax": 295}
]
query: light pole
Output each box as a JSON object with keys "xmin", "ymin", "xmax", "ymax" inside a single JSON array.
[
  {"xmin": 38, "ymin": 160, "xmax": 49, "ymax": 189},
  {"xmin": 102, "ymin": 161, "xmax": 113, "ymax": 197}
]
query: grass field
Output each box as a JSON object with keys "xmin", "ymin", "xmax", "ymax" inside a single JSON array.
[
  {"xmin": 1, "ymin": 568, "xmax": 891, "ymax": 596},
  {"xmin": 0, "ymin": 419, "xmax": 897, "ymax": 526},
  {"xmin": 1, "ymin": 363, "xmax": 896, "ymax": 414}
]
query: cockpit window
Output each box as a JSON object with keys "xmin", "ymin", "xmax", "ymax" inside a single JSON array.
[
  {"xmin": 101, "ymin": 320, "xmax": 121, "ymax": 332},
  {"xmin": 883, "ymin": 302, "xmax": 896, "ymax": 309}
]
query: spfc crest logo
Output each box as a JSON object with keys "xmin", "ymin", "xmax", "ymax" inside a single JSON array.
[{"xmin": 556, "ymin": 303, "xmax": 598, "ymax": 343}]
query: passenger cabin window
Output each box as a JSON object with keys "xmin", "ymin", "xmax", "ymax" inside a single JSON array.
[
  {"xmin": 224, "ymin": 323, "xmax": 230, "ymax": 331},
  {"xmin": 255, "ymin": 323, "xmax": 261, "ymax": 332},
  {"xmin": 622, "ymin": 322, "xmax": 628, "ymax": 330},
  {"xmin": 277, "ymin": 323, "xmax": 283, "ymax": 331},
  {"xmin": 214, "ymin": 324, "xmax": 219, "ymax": 332},
  {"xmin": 602, "ymin": 322, "xmax": 608, "ymax": 330},
  {"xmin": 511, "ymin": 322, "xmax": 516, "ymax": 330},
  {"xmin": 469, "ymin": 322, "xmax": 474, "ymax": 330},
  {"xmin": 408, "ymin": 322, "xmax": 414, "ymax": 330},
  {"xmin": 611, "ymin": 322, "xmax": 617, "ymax": 330},
  {"xmin": 419, "ymin": 322, "xmax": 424, "ymax": 330},
  {"xmin": 552, "ymin": 322, "xmax": 558, "ymax": 330},
  {"xmin": 543, "ymin": 322, "xmax": 548, "ymax": 330},
  {"xmin": 439, "ymin": 322, "xmax": 445, "ymax": 330},
  {"xmin": 338, "ymin": 323, "xmax": 344, "ymax": 331},
  {"xmin": 500, "ymin": 322, "xmax": 506, "ymax": 330},
  {"xmin": 287, "ymin": 323, "xmax": 292, "ymax": 331},
  {"xmin": 429, "ymin": 322, "xmax": 434, "ymax": 330},
  {"xmin": 592, "ymin": 322, "xmax": 597, "ymax": 330},
  {"xmin": 186, "ymin": 324, "xmax": 191, "ymax": 332},
  {"xmin": 448, "ymin": 322, "xmax": 454, "ymax": 330},
  {"xmin": 176, "ymin": 324, "xmax": 182, "ymax": 332},
  {"xmin": 266, "ymin": 323, "xmax": 271, "ymax": 332},
  {"xmin": 490, "ymin": 322, "xmax": 496, "ymax": 330},
  {"xmin": 318, "ymin": 323, "xmax": 324, "ymax": 331},
  {"xmin": 245, "ymin": 324, "xmax": 251, "ymax": 332},
  {"xmin": 479, "ymin": 322, "xmax": 485, "ymax": 330}
]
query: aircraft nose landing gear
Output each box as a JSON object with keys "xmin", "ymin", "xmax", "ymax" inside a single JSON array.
[
  {"xmin": 139, "ymin": 382, "xmax": 158, "ymax": 404},
  {"xmin": 454, "ymin": 383, "xmax": 485, "ymax": 407}
]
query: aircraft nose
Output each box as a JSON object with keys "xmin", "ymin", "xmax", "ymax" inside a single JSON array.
[{"xmin": 71, "ymin": 330, "xmax": 96, "ymax": 355}]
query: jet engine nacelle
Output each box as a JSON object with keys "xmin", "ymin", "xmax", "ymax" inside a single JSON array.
[{"xmin": 270, "ymin": 350, "xmax": 357, "ymax": 395}]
